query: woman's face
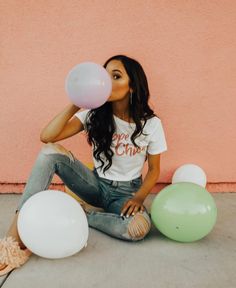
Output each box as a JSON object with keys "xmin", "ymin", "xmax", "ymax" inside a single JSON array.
[{"xmin": 105, "ymin": 60, "xmax": 132, "ymax": 102}]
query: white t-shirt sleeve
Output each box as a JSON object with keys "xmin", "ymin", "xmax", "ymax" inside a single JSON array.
[
  {"xmin": 74, "ymin": 109, "xmax": 90, "ymax": 129},
  {"xmin": 147, "ymin": 120, "xmax": 168, "ymax": 155}
]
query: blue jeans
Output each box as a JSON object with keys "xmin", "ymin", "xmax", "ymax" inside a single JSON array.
[{"xmin": 16, "ymin": 143, "xmax": 152, "ymax": 242}]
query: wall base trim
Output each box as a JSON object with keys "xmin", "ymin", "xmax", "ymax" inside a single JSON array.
[{"xmin": 0, "ymin": 182, "xmax": 235, "ymax": 194}]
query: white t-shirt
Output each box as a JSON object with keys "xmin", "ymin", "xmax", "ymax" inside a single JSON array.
[{"xmin": 75, "ymin": 109, "xmax": 167, "ymax": 181}]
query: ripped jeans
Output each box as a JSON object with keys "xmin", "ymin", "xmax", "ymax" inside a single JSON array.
[{"xmin": 16, "ymin": 143, "xmax": 152, "ymax": 242}]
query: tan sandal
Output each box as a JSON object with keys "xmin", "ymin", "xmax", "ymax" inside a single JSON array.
[{"xmin": 0, "ymin": 236, "xmax": 32, "ymax": 276}]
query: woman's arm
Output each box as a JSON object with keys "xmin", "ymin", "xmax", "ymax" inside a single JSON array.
[
  {"xmin": 40, "ymin": 104, "xmax": 80, "ymax": 142},
  {"xmin": 134, "ymin": 169, "xmax": 160, "ymax": 202}
]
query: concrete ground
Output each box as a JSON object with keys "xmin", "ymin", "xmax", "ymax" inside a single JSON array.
[{"xmin": 0, "ymin": 193, "xmax": 235, "ymax": 288}]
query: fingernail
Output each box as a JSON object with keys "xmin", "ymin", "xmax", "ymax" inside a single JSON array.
[
  {"xmin": 126, "ymin": 215, "xmax": 129, "ymax": 218},
  {"xmin": 120, "ymin": 213, "xmax": 123, "ymax": 216}
]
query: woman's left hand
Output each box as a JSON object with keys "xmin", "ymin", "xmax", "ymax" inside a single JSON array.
[{"xmin": 120, "ymin": 197, "xmax": 145, "ymax": 217}]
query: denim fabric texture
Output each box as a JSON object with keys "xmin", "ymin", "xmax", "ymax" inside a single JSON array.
[{"xmin": 16, "ymin": 145, "xmax": 152, "ymax": 241}]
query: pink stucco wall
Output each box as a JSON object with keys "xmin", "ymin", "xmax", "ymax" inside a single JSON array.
[{"xmin": 0, "ymin": 1, "xmax": 235, "ymax": 193}]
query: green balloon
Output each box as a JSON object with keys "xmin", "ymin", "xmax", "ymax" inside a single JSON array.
[{"xmin": 150, "ymin": 182, "xmax": 217, "ymax": 242}]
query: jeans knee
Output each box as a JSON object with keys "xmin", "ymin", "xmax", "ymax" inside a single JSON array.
[
  {"xmin": 124, "ymin": 212, "xmax": 152, "ymax": 241},
  {"xmin": 41, "ymin": 142, "xmax": 74, "ymax": 162}
]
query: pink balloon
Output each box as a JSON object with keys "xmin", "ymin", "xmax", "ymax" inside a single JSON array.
[{"xmin": 65, "ymin": 62, "xmax": 112, "ymax": 109}]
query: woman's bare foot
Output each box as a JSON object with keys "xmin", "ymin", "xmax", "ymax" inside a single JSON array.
[{"xmin": 80, "ymin": 202, "xmax": 93, "ymax": 214}]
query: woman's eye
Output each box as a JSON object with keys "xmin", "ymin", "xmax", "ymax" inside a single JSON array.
[{"xmin": 113, "ymin": 74, "xmax": 120, "ymax": 80}]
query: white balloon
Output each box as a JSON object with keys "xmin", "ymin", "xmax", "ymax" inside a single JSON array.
[
  {"xmin": 172, "ymin": 164, "xmax": 207, "ymax": 187},
  {"xmin": 17, "ymin": 190, "xmax": 89, "ymax": 259},
  {"xmin": 65, "ymin": 62, "xmax": 112, "ymax": 109}
]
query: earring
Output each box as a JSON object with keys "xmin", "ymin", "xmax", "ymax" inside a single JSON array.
[{"xmin": 130, "ymin": 91, "xmax": 133, "ymax": 105}]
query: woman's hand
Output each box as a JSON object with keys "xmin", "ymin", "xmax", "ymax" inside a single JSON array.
[{"xmin": 120, "ymin": 196, "xmax": 145, "ymax": 218}]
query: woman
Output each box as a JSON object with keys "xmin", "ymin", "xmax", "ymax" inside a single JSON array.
[{"xmin": 0, "ymin": 55, "xmax": 167, "ymax": 275}]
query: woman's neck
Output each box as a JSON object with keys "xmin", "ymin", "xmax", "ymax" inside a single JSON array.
[{"xmin": 112, "ymin": 96, "xmax": 130, "ymax": 120}]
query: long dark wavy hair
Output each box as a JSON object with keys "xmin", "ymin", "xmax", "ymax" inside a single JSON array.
[{"xmin": 85, "ymin": 55, "xmax": 158, "ymax": 174}]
